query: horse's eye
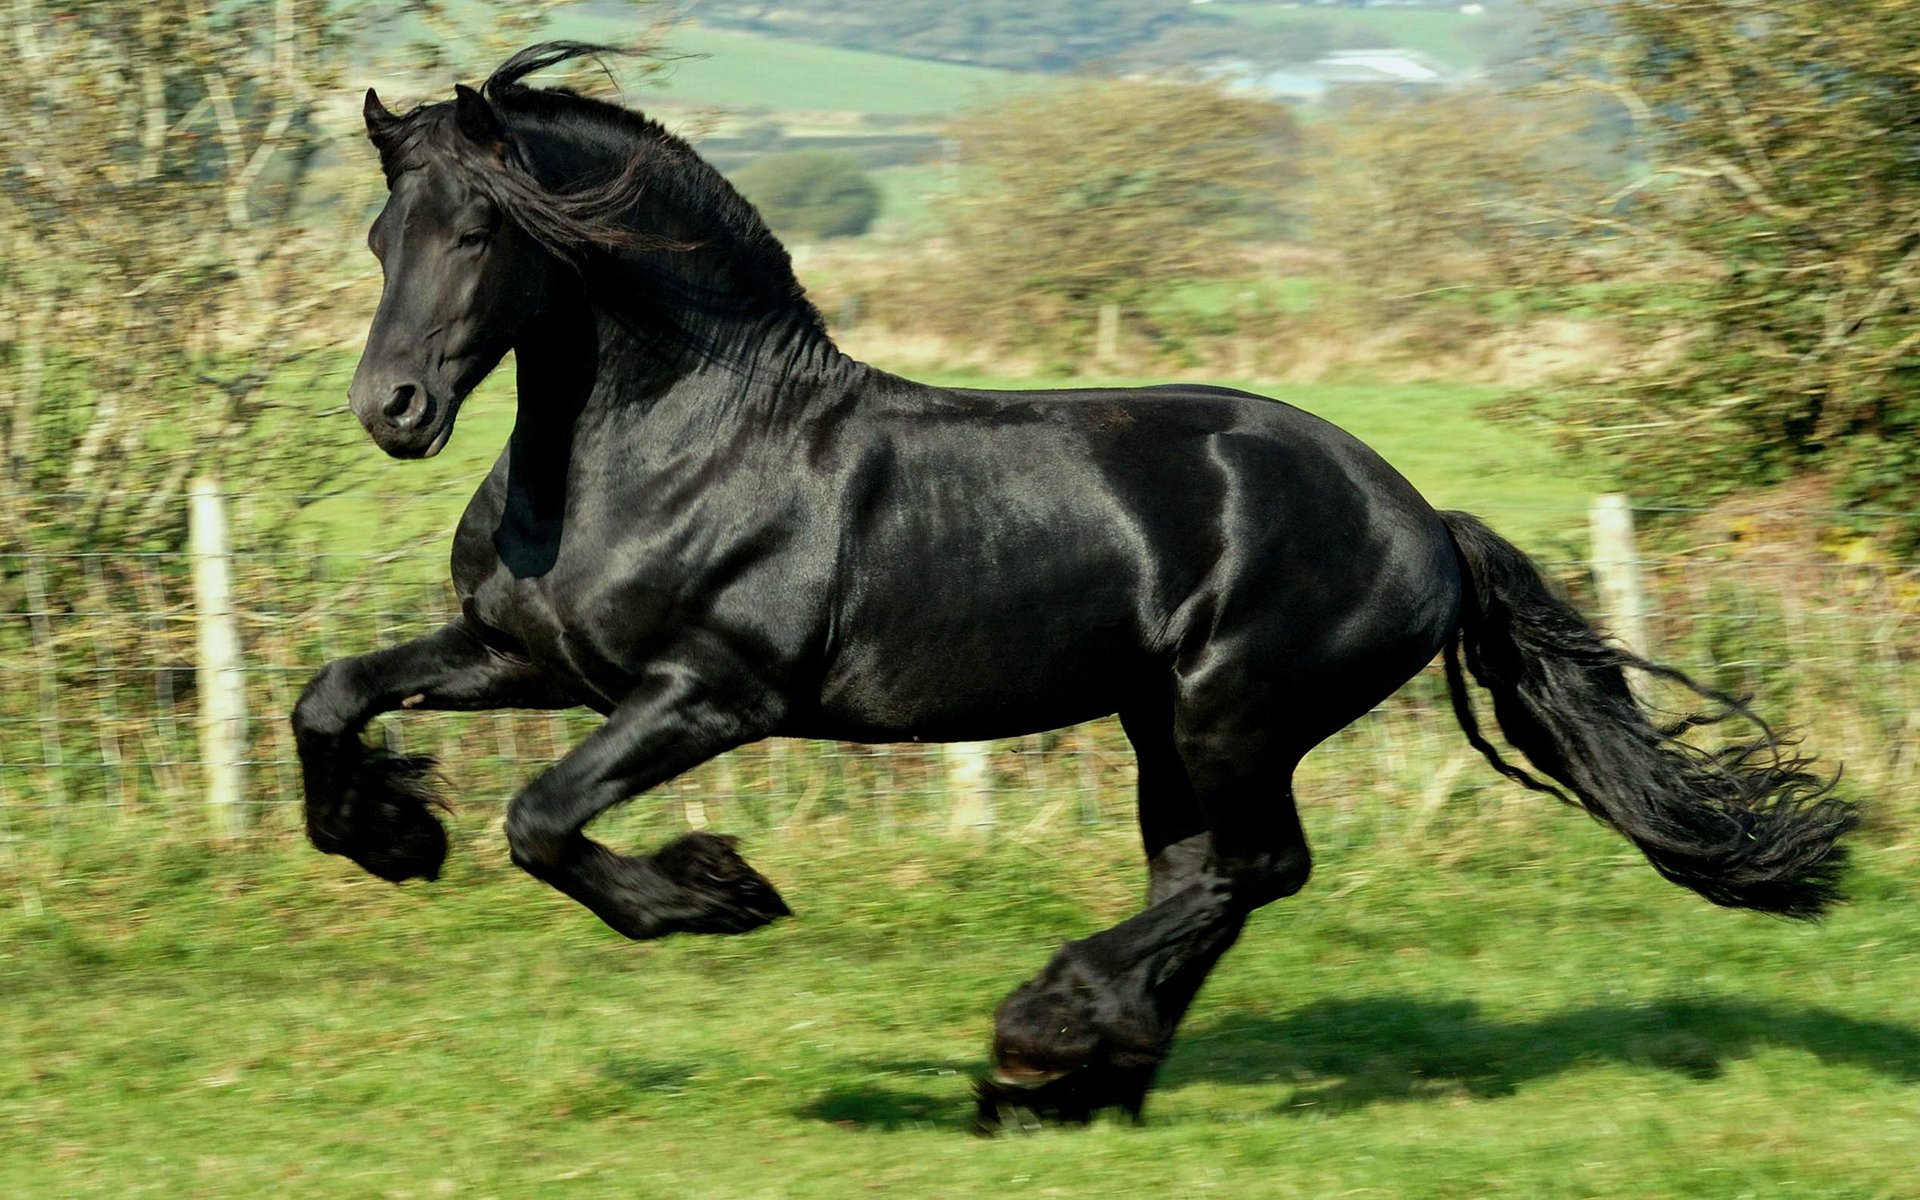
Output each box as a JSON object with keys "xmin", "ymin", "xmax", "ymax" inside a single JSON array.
[{"xmin": 457, "ymin": 228, "xmax": 491, "ymax": 249}]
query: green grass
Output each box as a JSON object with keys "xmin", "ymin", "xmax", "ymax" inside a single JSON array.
[
  {"xmin": 5, "ymin": 815, "xmax": 1916, "ymax": 1197},
  {"xmin": 869, "ymin": 164, "xmax": 954, "ymax": 234},
  {"xmin": 1155, "ymin": 276, "xmax": 1323, "ymax": 319},
  {"xmin": 545, "ymin": 19, "xmax": 1025, "ymax": 116}
]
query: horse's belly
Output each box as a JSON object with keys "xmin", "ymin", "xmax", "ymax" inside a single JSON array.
[{"xmin": 800, "ymin": 621, "xmax": 1144, "ymax": 742}]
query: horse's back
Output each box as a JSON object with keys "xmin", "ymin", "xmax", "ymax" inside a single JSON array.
[
  {"xmin": 920, "ymin": 379, "xmax": 1455, "ymax": 619},
  {"xmin": 796, "ymin": 377, "xmax": 1459, "ymax": 740},
  {"xmin": 1040, "ymin": 383, "xmax": 1459, "ymax": 679}
]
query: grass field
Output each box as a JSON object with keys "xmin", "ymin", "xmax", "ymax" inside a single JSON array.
[
  {"xmin": 867, "ymin": 164, "xmax": 954, "ymax": 235},
  {"xmin": 6, "ymin": 812, "xmax": 1917, "ymax": 1198}
]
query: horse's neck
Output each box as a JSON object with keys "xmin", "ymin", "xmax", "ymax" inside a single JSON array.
[
  {"xmin": 508, "ymin": 289, "xmax": 858, "ymax": 472},
  {"xmin": 584, "ymin": 285, "xmax": 853, "ymax": 416},
  {"xmin": 501, "ymin": 293, "xmax": 597, "ymax": 535}
]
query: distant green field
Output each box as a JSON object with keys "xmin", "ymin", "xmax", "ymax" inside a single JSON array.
[
  {"xmin": 1151, "ymin": 276, "xmax": 1324, "ymax": 320},
  {"xmin": 1205, "ymin": 2, "xmax": 1521, "ymax": 70},
  {"xmin": 544, "ymin": 18, "xmax": 1025, "ymax": 116}
]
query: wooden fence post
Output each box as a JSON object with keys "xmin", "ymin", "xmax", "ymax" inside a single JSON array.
[
  {"xmin": 1094, "ymin": 302, "xmax": 1120, "ymax": 367},
  {"xmin": 945, "ymin": 741, "xmax": 995, "ymax": 835},
  {"xmin": 190, "ymin": 477, "xmax": 248, "ymax": 839},
  {"xmin": 1588, "ymin": 493, "xmax": 1651, "ymax": 661}
]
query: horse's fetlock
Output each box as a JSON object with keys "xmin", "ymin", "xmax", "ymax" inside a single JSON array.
[
  {"xmin": 1221, "ymin": 844, "xmax": 1311, "ymax": 909},
  {"xmin": 1268, "ymin": 844, "xmax": 1313, "ymax": 897},
  {"xmin": 503, "ymin": 805, "xmax": 567, "ymax": 876},
  {"xmin": 990, "ymin": 973, "xmax": 1104, "ymax": 1078},
  {"xmin": 292, "ymin": 660, "xmax": 364, "ymax": 743}
]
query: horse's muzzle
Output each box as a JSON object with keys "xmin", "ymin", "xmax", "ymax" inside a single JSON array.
[{"xmin": 351, "ymin": 384, "xmax": 459, "ymax": 458}]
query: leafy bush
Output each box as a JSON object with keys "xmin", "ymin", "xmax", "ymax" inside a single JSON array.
[
  {"xmin": 916, "ymin": 77, "xmax": 1298, "ymax": 358},
  {"xmin": 1526, "ymin": 0, "xmax": 1920, "ymax": 551},
  {"xmin": 730, "ymin": 152, "xmax": 882, "ymax": 241}
]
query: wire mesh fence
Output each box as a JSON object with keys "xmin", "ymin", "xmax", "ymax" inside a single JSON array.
[{"xmin": 1, "ymin": 491, "xmax": 1913, "ymax": 849}]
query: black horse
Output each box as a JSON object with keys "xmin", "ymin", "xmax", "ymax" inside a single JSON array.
[{"xmin": 293, "ymin": 44, "xmax": 1857, "ymax": 1128}]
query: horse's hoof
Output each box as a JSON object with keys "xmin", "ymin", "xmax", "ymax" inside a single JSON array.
[
  {"xmin": 971, "ymin": 1063, "xmax": 1155, "ymax": 1134},
  {"xmin": 974, "ymin": 1077, "xmax": 1050, "ymax": 1136},
  {"xmin": 352, "ymin": 798, "xmax": 448, "ymax": 883},
  {"xmin": 654, "ymin": 831, "xmax": 791, "ymax": 934},
  {"xmin": 972, "ymin": 1074, "xmax": 1097, "ymax": 1135},
  {"xmin": 308, "ymin": 750, "xmax": 448, "ymax": 883}
]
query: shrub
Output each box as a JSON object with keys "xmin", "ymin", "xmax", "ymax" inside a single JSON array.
[{"xmin": 730, "ymin": 152, "xmax": 882, "ymax": 241}]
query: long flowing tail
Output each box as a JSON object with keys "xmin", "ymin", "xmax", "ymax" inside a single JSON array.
[{"xmin": 1438, "ymin": 510, "xmax": 1858, "ymax": 919}]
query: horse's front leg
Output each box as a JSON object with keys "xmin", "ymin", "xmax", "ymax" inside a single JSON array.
[
  {"xmin": 292, "ymin": 620, "xmax": 576, "ymax": 882},
  {"xmin": 502, "ymin": 661, "xmax": 790, "ymax": 940}
]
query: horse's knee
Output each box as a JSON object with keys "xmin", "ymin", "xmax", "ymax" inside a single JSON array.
[{"xmin": 293, "ymin": 662, "xmax": 366, "ymax": 819}]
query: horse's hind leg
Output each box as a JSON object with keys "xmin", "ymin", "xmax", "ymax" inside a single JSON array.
[
  {"xmin": 292, "ymin": 620, "xmax": 574, "ymax": 881},
  {"xmin": 976, "ymin": 699, "xmax": 1312, "ymax": 1130},
  {"xmin": 1127, "ymin": 706, "xmax": 1212, "ymax": 909}
]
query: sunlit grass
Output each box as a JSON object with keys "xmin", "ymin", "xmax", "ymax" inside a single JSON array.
[{"xmin": 5, "ymin": 816, "xmax": 1916, "ymax": 1197}]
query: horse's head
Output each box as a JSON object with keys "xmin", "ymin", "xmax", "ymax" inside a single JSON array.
[
  {"xmin": 347, "ymin": 43, "xmax": 831, "ymax": 450},
  {"xmin": 349, "ymin": 85, "xmax": 556, "ymax": 459}
]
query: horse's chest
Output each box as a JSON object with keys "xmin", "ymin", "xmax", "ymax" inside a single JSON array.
[
  {"xmin": 457, "ymin": 524, "xmax": 714, "ymax": 700},
  {"xmin": 449, "ymin": 511, "xmax": 608, "ymax": 690},
  {"xmin": 450, "ymin": 471, "xmax": 826, "ymax": 707}
]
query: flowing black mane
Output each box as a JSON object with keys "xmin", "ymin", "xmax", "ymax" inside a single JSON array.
[{"xmin": 374, "ymin": 41, "xmax": 825, "ymax": 341}]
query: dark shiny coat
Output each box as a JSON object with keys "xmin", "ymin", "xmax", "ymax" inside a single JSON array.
[{"xmin": 453, "ymin": 363, "xmax": 1458, "ymax": 744}]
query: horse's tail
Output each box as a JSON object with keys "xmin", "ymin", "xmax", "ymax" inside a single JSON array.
[{"xmin": 1437, "ymin": 510, "xmax": 1857, "ymax": 919}]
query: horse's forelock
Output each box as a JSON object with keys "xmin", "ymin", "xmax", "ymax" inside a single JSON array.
[
  {"xmin": 372, "ymin": 43, "xmax": 674, "ymax": 252},
  {"xmin": 368, "ymin": 102, "xmax": 457, "ymax": 182},
  {"xmin": 482, "ymin": 41, "xmax": 628, "ymax": 100}
]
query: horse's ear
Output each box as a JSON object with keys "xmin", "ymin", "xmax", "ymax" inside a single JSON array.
[
  {"xmin": 453, "ymin": 83, "xmax": 504, "ymax": 147},
  {"xmin": 364, "ymin": 88, "xmax": 395, "ymax": 139},
  {"xmin": 364, "ymin": 87, "xmax": 406, "ymax": 179}
]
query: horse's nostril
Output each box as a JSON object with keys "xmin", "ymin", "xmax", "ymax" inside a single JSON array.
[{"xmin": 382, "ymin": 384, "xmax": 427, "ymax": 429}]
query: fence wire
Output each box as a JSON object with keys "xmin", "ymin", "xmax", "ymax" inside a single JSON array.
[{"xmin": 1, "ymin": 496, "xmax": 1913, "ymax": 847}]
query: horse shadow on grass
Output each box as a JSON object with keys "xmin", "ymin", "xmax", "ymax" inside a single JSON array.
[{"xmin": 798, "ymin": 996, "xmax": 1920, "ymax": 1130}]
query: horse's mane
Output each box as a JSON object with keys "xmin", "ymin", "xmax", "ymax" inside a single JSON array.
[{"xmin": 378, "ymin": 42, "xmax": 825, "ymax": 339}]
